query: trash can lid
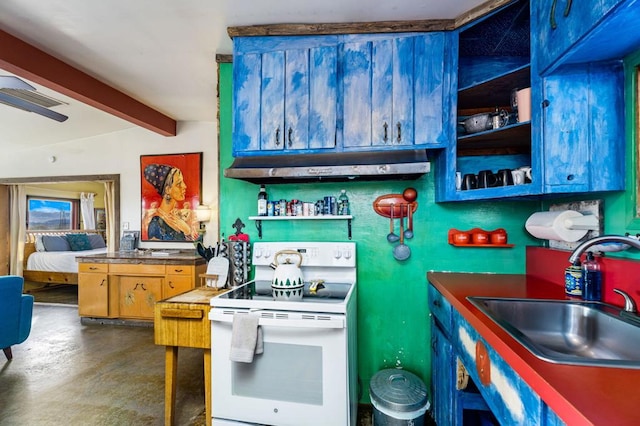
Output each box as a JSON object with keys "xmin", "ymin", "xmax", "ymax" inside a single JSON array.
[{"xmin": 369, "ymin": 369, "xmax": 428, "ymax": 413}]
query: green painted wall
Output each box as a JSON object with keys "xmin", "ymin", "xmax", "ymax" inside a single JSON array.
[
  {"xmin": 217, "ymin": 46, "xmax": 640, "ymax": 404},
  {"xmin": 217, "ymin": 63, "xmax": 542, "ymax": 401}
]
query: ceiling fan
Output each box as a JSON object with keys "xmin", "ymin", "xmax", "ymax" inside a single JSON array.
[{"xmin": 0, "ymin": 75, "xmax": 68, "ymax": 122}]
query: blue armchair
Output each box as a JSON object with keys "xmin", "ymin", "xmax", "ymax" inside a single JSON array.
[{"xmin": 0, "ymin": 275, "xmax": 34, "ymax": 361}]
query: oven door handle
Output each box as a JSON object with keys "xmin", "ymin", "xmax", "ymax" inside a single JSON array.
[{"xmin": 209, "ymin": 312, "xmax": 345, "ymax": 329}]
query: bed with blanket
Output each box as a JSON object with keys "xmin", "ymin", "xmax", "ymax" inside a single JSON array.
[{"xmin": 23, "ymin": 230, "xmax": 108, "ymax": 285}]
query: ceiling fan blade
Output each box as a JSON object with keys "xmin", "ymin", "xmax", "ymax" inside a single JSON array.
[
  {"xmin": 0, "ymin": 92, "xmax": 68, "ymax": 122},
  {"xmin": 0, "ymin": 75, "xmax": 36, "ymax": 91}
]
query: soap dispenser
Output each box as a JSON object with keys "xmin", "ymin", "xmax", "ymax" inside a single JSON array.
[{"xmin": 582, "ymin": 252, "xmax": 602, "ymax": 301}]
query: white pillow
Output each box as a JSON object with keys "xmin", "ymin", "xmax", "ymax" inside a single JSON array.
[{"xmin": 35, "ymin": 235, "xmax": 46, "ymax": 252}]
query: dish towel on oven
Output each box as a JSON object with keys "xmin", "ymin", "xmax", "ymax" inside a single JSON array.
[{"xmin": 230, "ymin": 313, "xmax": 263, "ymax": 363}]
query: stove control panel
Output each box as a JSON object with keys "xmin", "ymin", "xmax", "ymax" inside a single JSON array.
[{"xmin": 252, "ymin": 242, "xmax": 356, "ymax": 268}]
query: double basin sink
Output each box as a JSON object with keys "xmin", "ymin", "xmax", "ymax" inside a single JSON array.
[{"xmin": 467, "ymin": 297, "xmax": 640, "ymax": 368}]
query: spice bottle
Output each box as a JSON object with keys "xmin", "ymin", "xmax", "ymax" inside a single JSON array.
[
  {"xmin": 582, "ymin": 252, "xmax": 602, "ymax": 301},
  {"xmin": 564, "ymin": 262, "xmax": 583, "ymax": 297},
  {"xmin": 257, "ymin": 185, "xmax": 268, "ymax": 216}
]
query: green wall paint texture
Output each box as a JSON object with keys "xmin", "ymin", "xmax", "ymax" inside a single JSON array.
[{"xmin": 217, "ymin": 60, "xmax": 639, "ymax": 403}]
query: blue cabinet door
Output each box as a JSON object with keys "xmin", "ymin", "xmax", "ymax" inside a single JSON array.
[
  {"xmin": 233, "ymin": 36, "xmax": 338, "ymax": 156},
  {"xmin": 341, "ymin": 33, "xmax": 449, "ymax": 150},
  {"xmin": 431, "ymin": 321, "xmax": 454, "ymax": 426},
  {"xmin": 541, "ymin": 62, "xmax": 624, "ymax": 193},
  {"xmin": 260, "ymin": 51, "xmax": 285, "ymax": 152},
  {"xmin": 534, "ymin": 0, "xmax": 622, "ymax": 74}
]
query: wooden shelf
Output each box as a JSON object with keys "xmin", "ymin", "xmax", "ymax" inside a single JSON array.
[
  {"xmin": 457, "ymin": 122, "xmax": 531, "ymax": 156},
  {"xmin": 248, "ymin": 215, "xmax": 353, "ymax": 239}
]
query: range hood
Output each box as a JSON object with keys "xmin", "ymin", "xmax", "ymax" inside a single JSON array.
[{"xmin": 224, "ymin": 150, "xmax": 430, "ymax": 183}]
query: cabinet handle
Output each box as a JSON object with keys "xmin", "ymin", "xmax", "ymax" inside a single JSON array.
[
  {"xmin": 275, "ymin": 127, "xmax": 281, "ymax": 146},
  {"xmin": 288, "ymin": 127, "xmax": 293, "ymax": 147},
  {"xmin": 173, "ymin": 268, "xmax": 183, "ymax": 273},
  {"xmin": 141, "ymin": 283, "xmax": 147, "ymax": 291},
  {"xmin": 168, "ymin": 281, "xmax": 175, "ymax": 289},
  {"xmin": 550, "ymin": 0, "xmax": 558, "ymax": 29},
  {"xmin": 100, "ymin": 279, "xmax": 106, "ymax": 286},
  {"xmin": 89, "ymin": 266, "xmax": 98, "ymax": 270},
  {"xmin": 396, "ymin": 122, "xmax": 402, "ymax": 143},
  {"xmin": 564, "ymin": 0, "xmax": 572, "ymax": 17},
  {"xmin": 550, "ymin": 0, "xmax": 572, "ymax": 30},
  {"xmin": 383, "ymin": 122, "xmax": 389, "ymax": 142}
]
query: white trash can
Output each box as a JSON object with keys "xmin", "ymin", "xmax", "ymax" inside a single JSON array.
[{"xmin": 369, "ymin": 369, "xmax": 429, "ymax": 426}]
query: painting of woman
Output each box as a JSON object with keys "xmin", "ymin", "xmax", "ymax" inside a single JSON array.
[{"xmin": 140, "ymin": 153, "xmax": 202, "ymax": 242}]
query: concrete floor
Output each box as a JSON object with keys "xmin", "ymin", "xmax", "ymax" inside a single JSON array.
[
  {"xmin": 3, "ymin": 286, "xmax": 389, "ymax": 426},
  {"xmin": 0, "ymin": 302, "xmax": 207, "ymax": 425}
]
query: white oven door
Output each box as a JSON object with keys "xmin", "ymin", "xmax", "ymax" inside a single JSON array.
[{"xmin": 210, "ymin": 309, "xmax": 350, "ymax": 426}]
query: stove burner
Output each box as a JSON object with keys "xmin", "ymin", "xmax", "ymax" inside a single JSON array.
[{"xmin": 218, "ymin": 280, "xmax": 352, "ymax": 303}]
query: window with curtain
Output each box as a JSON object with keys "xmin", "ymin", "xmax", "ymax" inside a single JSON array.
[{"xmin": 26, "ymin": 196, "xmax": 79, "ymax": 230}]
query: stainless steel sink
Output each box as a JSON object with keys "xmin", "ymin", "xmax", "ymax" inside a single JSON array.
[{"xmin": 467, "ymin": 297, "xmax": 640, "ymax": 368}]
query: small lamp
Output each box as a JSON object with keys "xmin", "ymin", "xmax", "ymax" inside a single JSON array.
[{"xmin": 195, "ymin": 204, "xmax": 212, "ymax": 233}]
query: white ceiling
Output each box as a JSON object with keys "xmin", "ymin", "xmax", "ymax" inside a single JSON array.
[{"xmin": 0, "ymin": 0, "xmax": 485, "ymax": 151}]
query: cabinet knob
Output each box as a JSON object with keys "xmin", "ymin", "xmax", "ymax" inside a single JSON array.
[{"xmin": 567, "ymin": 174, "xmax": 575, "ymax": 181}]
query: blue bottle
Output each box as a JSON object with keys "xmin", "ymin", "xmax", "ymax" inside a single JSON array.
[{"xmin": 582, "ymin": 252, "xmax": 602, "ymax": 301}]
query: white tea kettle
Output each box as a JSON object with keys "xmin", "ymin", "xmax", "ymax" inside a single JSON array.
[{"xmin": 271, "ymin": 250, "xmax": 304, "ymax": 300}]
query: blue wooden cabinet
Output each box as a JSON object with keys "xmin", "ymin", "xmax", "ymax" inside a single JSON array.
[
  {"xmin": 233, "ymin": 36, "xmax": 340, "ymax": 156},
  {"xmin": 232, "ymin": 32, "xmax": 452, "ymax": 157},
  {"xmin": 429, "ymin": 285, "xmax": 494, "ymax": 425},
  {"xmin": 534, "ymin": 0, "xmax": 622, "ymax": 74},
  {"xmin": 341, "ymin": 32, "xmax": 452, "ymax": 150},
  {"xmin": 435, "ymin": 0, "xmax": 628, "ymax": 202},
  {"xmin": 537, "ymin": 62, "xmax": 625, "ymax": 193},
  {"xmin": 429, "ymin": 284, "xmax": 564, "ymax": 425}
]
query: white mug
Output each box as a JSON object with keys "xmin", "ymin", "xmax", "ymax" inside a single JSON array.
[
  {"xmin": 455, "ymin": 172, "xmax": 462, "ymax": 190},
  {"xmin": 518, "ymin": 166, "xmax": 532, "ymax": 181},
  {"xmin": 511, "ymin": 169, "xmax": 525, "ymax": 185}
]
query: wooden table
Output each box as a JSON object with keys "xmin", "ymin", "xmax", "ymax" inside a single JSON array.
[{"xmin": 154, "ymin": 287, "xmax": 224, "ymax": 426}]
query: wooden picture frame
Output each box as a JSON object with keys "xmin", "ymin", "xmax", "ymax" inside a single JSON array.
[
  {"xmin": 94, "ymin": 208, "xmax": 106, "ymax": 230},
  {"xmin": 140, "ymin": 152, "xmax": 203, "ymax": 242}
]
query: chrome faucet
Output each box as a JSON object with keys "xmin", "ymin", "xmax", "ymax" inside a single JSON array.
[
  {"xmin": 614, "ymin": 289, "xmax": 637, "ymax": 313},
  {"xmin": 568, "ymin": 235, "xmax": 640, "ymax": 265}
]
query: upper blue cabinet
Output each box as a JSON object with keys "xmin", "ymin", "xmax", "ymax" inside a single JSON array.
[
  {"xmin": 534, "ymin": 0, "xmax": 621, "ymax": 74},
  {"xmin": 534, "ymin": 0, "xmax": 640, "ymax": 75},
  {"xmin": 340, "ymin": 32, "xmax": 452, "ymax": 150},
  {"xmin": 232, "ymin": 32, "xmax": 453, "ymax": 157},
  {"xmin": 233, "ymin": 36, "xmax": 340, "ymax": 155}
]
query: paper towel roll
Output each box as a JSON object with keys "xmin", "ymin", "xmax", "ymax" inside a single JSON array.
[{"xmin": 525, "ymin": 210, "xmax": 588, "ymax": 242}]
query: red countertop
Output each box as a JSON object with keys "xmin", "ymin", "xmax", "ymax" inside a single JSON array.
[{"xmin": 427, "ymin": 270, "xmax": 640, "ymax": 425}]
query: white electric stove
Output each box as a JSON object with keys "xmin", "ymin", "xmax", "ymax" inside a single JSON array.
[{"xmin": 209, "ymin": 241, "xmax": 357, "ymax": 426}]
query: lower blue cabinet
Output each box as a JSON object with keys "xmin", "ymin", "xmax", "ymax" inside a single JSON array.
[{"xmin": 429, "ymin": 284, "xmax": 565, "ymax": 425}]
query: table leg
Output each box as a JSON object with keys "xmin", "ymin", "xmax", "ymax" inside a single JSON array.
[
  {"xmin": 204, "ymin": 348, "xmax": 212, "ymax": 426},
  {"xmin": 165, "ymin": 346, "xmax": 179, "ymax": 426}
]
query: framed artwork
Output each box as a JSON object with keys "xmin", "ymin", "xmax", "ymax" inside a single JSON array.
[
  {"xmin": 94, "ymin": 208, "xmax": 106, "ymax": 230},
  {"xmin": 140, "ymin": 152, "xmax": 203, "ymax": 242}
]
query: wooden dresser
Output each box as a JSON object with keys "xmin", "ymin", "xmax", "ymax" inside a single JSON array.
[{"xmin": 77, "ymin": 251, "xmax": 206, "ymax": 321}]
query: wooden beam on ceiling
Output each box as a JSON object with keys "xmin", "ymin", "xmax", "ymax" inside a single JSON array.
[
  {"xmin": 227, "ymin": 20, "xmax": 455, "ymax": 38},
  {"xmin": 0, "ymin": 29, "xmax": 176, "ymax": 137}
]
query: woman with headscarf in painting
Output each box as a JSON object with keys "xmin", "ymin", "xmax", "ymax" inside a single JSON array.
[{"xmin": 143, "ymin": 163, "xmax": 198, "ymax": 241}]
